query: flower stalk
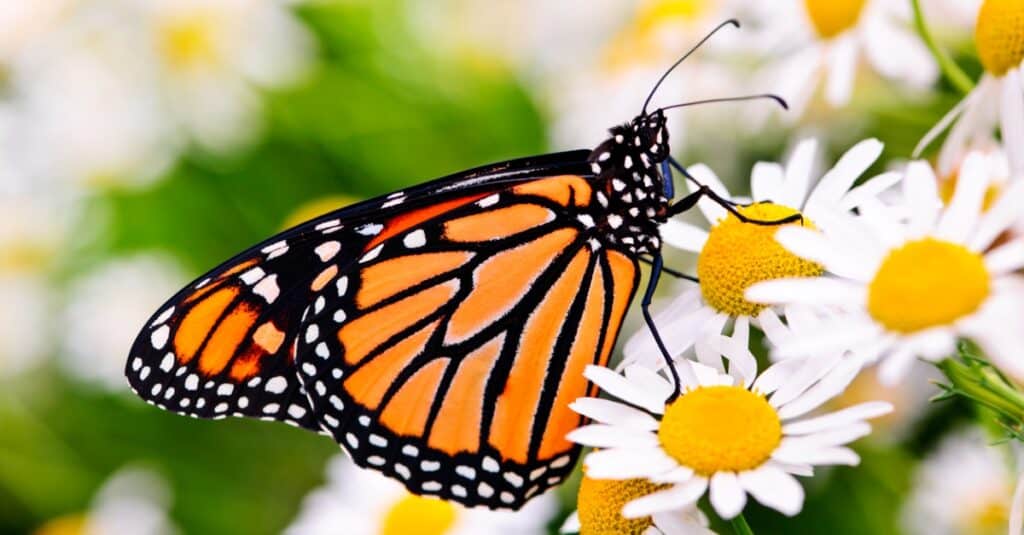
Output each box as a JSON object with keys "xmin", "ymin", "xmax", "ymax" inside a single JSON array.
[
  {"xmin": 731, "ymin": 513, "xmax": 756, "ymax": 535},
  {"xmin": 934, "ymin": 344, "xmax": 1024, "ymax": 439},
  {"xmin": 909, "ymin": 0, "xmax": 975, "ymax": 95}
]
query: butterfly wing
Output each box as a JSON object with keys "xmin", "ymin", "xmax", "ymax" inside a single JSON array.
[
  {"xmin": 125, "ymin": 151, "xmax": 592, "ymax": 432},
  {"xmin": 296, "ymin": 173, "xmax": 640, "ymax": 509}
]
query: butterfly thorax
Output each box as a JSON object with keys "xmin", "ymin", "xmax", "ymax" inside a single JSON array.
[{"xmin": 586, "ymin": 110, "xmax": 671, "ymax": 256}]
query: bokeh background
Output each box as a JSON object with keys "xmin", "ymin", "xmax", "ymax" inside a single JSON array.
[{"xmin": 0, "ymin": 0, "xmax": 1005, "ymax": 533}]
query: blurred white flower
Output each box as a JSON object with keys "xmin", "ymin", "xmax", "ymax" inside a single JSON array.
[
  {"xmin": 922, "ymin": 0, "xmax": 981, "ymax": 34},
  {"xmin": 756, "ymin": 0, "xmax": 937, "ymax": 120},
  {"xmin": 0, "ymin": 1, "xmax": 72, "ymax": 64},
  {"xmin": 62, "ymin": 254, "xmax": 185, "ymax": 390},
  {"xmin": 625, "ymin": 138, "xmax": 898, "ymax": 371},
  {"xmin": 285, "ymin": 456, "xmax": 557, "ymax": 535},
  {"xmin": 902, "ymin": 428, "xmax": 1013, "ymax": 535},
  {"xmin": 137, "ymin": 0, "xmax": 315, "ymax": 152},
  {"xmin": 34, "ymin": 467, "xmax": 177, "ymax": 535},
  {"xmin": 917, "ymin": 0, "xmax": 1024, "ymax": 177},
  {"xmin": 748, "ymin": 152, "xmax": 1024, "ymax": 383},
  {"xmin": 0, "ymin": 274, "xmax": 54, "ymax": 379}
]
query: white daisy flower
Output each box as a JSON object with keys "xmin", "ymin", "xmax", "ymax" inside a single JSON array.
[
  {"xmin": 747, "ymin": 151, "xmax": 1024, "ymax": 382},
  {"xmin": 137, "ymin": 0, "xmax": 314, "ymax": 153},
  {"xmin": 0, "ymin": 274, "xmax": 54, "ymax": 380},
  {"xmin": 61, "ymin": 254, "xmax": 186, "ymax": 391},
  {"xmin": 916, "ymin": 0, "xmax": 1024, "ymax": 176},
  {"xmin": 34, "ymin": 467, "xmax": 177, "ymax": 535},
  {"xmin": 757, "ymin": 0, "xmax": 937, "ymax": 120},
  {"xmin": 902, "ymin": 428, "xmax": 1014, "ymax": 535},
  {"xmin": 284, "ymin": 456, "xmax": 556, "ymax": 535},
  {"xmin": 626, "ymin": 138, "xmax": 900, "ymax": 371},
  {"xmin": 567, "ymin": 351, "xmax": 891, "ymax": 521},
  {"xmin": 560, "ymin": 475, "xmax": 713, "ymax": 535}
]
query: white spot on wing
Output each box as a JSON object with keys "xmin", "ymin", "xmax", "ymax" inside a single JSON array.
[
  {"xmin": 253, "ymin": 275, "xmax": 280, "ymax": 303},
  {"xmin": 403, "ymin": 230, "xmax": 426, "ymax": 248},
  {"xmin": 152, "ymin": 307, "xmax": 174, "ymax": 326},
  {"xmin": 240, "ymin": 267, "xmax": 266, "ymax": 285},
  {"xmin": 477, "ymin": 194, "xmax": 500, "ymax": 208},
  {"xmin": 356, "ymin": 223, "xmax": 383, "ymax": 236},
  {"xmin": 360, "ymin": 244, "xmax": 383, "ymax": 263},
  {"xmin": 315, "ymin": 241, "xmax": 341, "ymax": 262},
  {"xmin": 265, "ymin": 376, "xmax": 288, "ymax": 394},
  {"xmin": 151, "ymin": 326, "xmax": 170, "ymax": 350}
]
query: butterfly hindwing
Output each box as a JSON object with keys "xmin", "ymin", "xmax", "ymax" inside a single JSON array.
[
  {"xmin": 295, "ymin": 174, "xmax": 640, "ymax": 509},
  {"xmin": 125, "ymin": 151, "xmax": 593, "ymax": 433}
]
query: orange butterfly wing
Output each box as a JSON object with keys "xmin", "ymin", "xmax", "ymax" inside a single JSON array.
[{"xmin": 296, "ymin": 174, "xmax": 639, "ymax": 509}]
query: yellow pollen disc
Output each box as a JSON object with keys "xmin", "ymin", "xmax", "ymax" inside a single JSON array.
[
  {"xmin": 697, "ymin": 203, "xmax": 822, "ymax": 317},
  {"xmin": 577, "ymin": 475, "xmax": 668, "ymax": 535},
  {"xmin": 867, "ymin": 238, "xmax": 990, "ymax": 333},
  {"xmin": 803, "ymin": 0, "xmax": 868, "ymax": 38},
  {"xmin": 962, "ymin": 497, "xmax": 1009, "ymax": 533},
  {"xmin": 160, "ymin": 15, "xmax": 218, "ymax": 69},
  {"xmin": 379, "ymin": 494, "xmax": 457, "ymax": 535},
  {"xmin": 658, "ymin": 386, "xmax": 781, "ymax": 476},
  {"xmin": 976, "ymin": 0, "xmax": 1024, "ymax": 76}
]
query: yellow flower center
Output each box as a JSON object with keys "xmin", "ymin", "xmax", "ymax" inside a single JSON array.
[
  {"xmin": 160, "ymin": 15, "xmax": 218, "ymax": 70},
  {"xmin": 804, "ymin": 0, "xmax": 868, "ymax": 39},
  {"xmin": 697, "ymin": 203, "xmax": 822, "ymax": 317},
  {"xmin": 867, "ymin": 238, "xmax": 990, "ymax": 333},
  {"xmin": 32, "ymin": 514, "xmax": 86, "ymax": 535},
  {"xmin": 976, "ymin": 0, "xmax": 1024, "ymax": 76},
  {"xmin": 635, "ymin": 0, "xmax": 707, "ymax": 34},
  {"xmin": 603, "ymin": 0, "xmax": 708, "ymax": 71},
  {"xmin": 658, "ymin": 386, "xmax": 781, "ymax": 476},
  {"xmin": 961, "ymin": 495, "xmax": 1009, "ymax": 534},
  {"xmin": 379, "ymin": 494, "xmax": 457, "ymax": 535},
  {"xmin": 577, "ymin": 476, "xmax": 667, "ymax": 535}
]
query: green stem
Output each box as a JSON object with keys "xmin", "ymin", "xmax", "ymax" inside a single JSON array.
[
  {"xmin": 910, "ymin": 0, "xmax": 975, "ymax": 95},
  {"xmin": 730, "ymin": 513, "xmax": 756, "ymax": 535}
]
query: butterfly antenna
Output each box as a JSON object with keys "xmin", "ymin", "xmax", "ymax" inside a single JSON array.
[
  {"xmin": 641, "ymin": 18, "xmax": 740, "ymax": 115},
  {"xmin": 659, "ymin": 93, "xmax": 789, "ymax": 112}
]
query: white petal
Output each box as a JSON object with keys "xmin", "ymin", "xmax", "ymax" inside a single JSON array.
[
  {"xmin": 984, "ymin": 240, "xmax": 1024, "ymax": 275},
  {"xmin": 773, "ymin": 445, "xmax": 861, "ymax": 466},
  {"xmin": 771, "ymin": 316, "xmax": 882, "ymax": 360},
  {"xmin": 651, "ymin": 465, "xmax": 696, "ymax": 484},
  {"xmin": 566, "ymin": 424, "xmax": 659, "ymax": 448},
  {"xmin": 777, "ymin": 356, "xmax": 864, "ymax": 419},
  {"xmin": 783, "ymin": 401, "xmax": 893, "ymax": 435},
  {"xmin": 584, "ymin": 448, "xmax": 679, "ymax": 479},
  {"xmin": 625, "ymin": 365, "xmax": 676, "ymax": 404},
  {"xmin": 970, "ymin": 180, "xmax": 1024, "ymax": 251},
  {"xmin": 902, "ymin": 161, "xmax": 943, "ymax": 236},
  {"xmin": 769, "ymin": 353, "xmax": 843, "ymax": 408},
  {"xmin": 773, "ymin": 225, "xmax": 876, "ymax": 282},
  {"xmin": 709, "ymin": 472, "xmax": 747, "ymax": 520},
  {"xmin": 584, "ymin": 365, "xmax": 666, "ymax": 414},
  {"xmin": 914, "ymin": 89, "xmax": 973, "ymax": 160},
  {"xmin": 719, "ymin": 335, "xmax": 757, "ymax": 387},
  {"xmin": 751, "ymin": 357, "xmax": 807, "ymax": 395},
  {"xmin": 751, "ymin": 161, "xmax": 785, "ymax": 202},
  {"xmin": 570, "ymin": 397, "xmax": 660, "ymax": 430},
  {"xmin": 1010, "ymin": 468, "xmax": 1024, "ymax": 535},
  {"xmin": 781, "ymin": 138, "xmax": 818, "ymax": 208},
  {"xmin": 560, "ymin": 511, "xmax": 581, "ymax": 533},
  {"xmin": 824, "ymin": 37, "xmax": 858, "ymax": 106},
  {"xmin": 936, "ymin": 151, "xmax": 991, "ymax": 243},
  {"xmin": 660, "ymin": 219, "xmax": 709, "ymax": 253},
  {"xmin": 623, "ymin": 478, "xmax": 708, "ymax": 519},
  {"xmin": 738, "ymin": 465, "xmax": 805, "ymax": 516},
  {"xmin": 686, "ymin": 164, "xmax": 730, "ymax": 224},
  {"xmin": 877, "ymin": 345, "xmax": 920, "ymax": 385},
  {"xmin": 838, "ymin": 171, "xmax": 901, "ymax": 212},
  {"xmin": 1001, "ymin": 69, "xmax": 1024, "ymax": 176},
  {"xmin": 781, "ymin": 423, "xmax": 873, "ymax": 451},
  {"xmin": 756, "ymin": 308, "xmax": 790, "ymax": 348},
  {"xmin": 804, "ymin": 138, "xmax": 883, "ymax": 211},
  {"xmin": 938, "ymin": 77, "xmax": 996, "ymax": 175},
  {"xmin": 746, "ymin": 277, "xmax": 865, "ymax": 307}
]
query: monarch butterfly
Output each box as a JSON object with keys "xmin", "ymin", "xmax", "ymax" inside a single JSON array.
[{"xmin": 125, "ymin": 20, "xmax": 795, "ymax": 510}]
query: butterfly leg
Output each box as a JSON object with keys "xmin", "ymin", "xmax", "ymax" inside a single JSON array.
[
  {"xmin": 640, "ymin": 253, "xmax": 683, "ymax": 402},
  {"xmin": 666, "ymin": 157, "xmax": 803, "ymax": 226},
  {"xmin": 638, "ymin": 257, "xmax": 697, "ymax": 283}
]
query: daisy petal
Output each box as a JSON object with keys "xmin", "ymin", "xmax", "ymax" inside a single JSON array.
[
  {"xmin": 686, "ymin": 164, "xmax": 729, "ymax": 224},
  {"xmin": 746, "ymin": 277, "xmax": 865, "ymax": 307},
  {"xmin": 938, "ymin": 77, "xmax": 995, "ymax": 175},
  {"xmin": 1001, "ymin": 69, "xmax": 1024, "ymax": 176},
  {"xmin": 970, "ymin": 180, "xmax": 1024, "ymax": 251},
  {"xmin": 782, "ymin": 401, "xmax": 893, "ymax": 435},
  {"xmin": 838, "ymin": 171, "xmax": 901, "ymax": 212},
  {"xmin": 781, "ymin": 138, "xmax": 818, "ymax": 207},
  {"xmin": 560, "ymin": 511, "xmax": 580, "ymax": 533},
  {"xmin": 651, "ymin": 465, "xmax": 696, "ymax": 484},
  {"xmin": 984, "ymin": 240, "xmax": 1024, "ymax": 275},
  {"xmin": 739, "ymin": 465, "xmax": 805, "ymax": 517},
  {"xmin": 914, "ymin": 89, "xmax": 973, "ymax": 159},
  {"xmin": 773, "ymin": 445, "xmax": 861, "ymax": 466},
  {"xmin": 756, "ymin": 308, "xmax": 790, "ymax": 348},
  {"xmin": 660, "ymin": 219, "xmax": 709, "ymax": 253},
  {"xmin": 824, "ymin": 36, "xmax": 857, "ymax": 106},
  {"xmin": 583, "ymin": 448, "xmax": 678, "ymax": 479},
  {"xmin": 584, "ymin": 365, "xmax": 666, "ymax": 414},
  {"xmin": 751, "ymin": 161, "xmax": 785, "ymax": 202},
  {"xmin": 805, "ymin": 138, "xmax": 883, "ymax": 211},
  {"xmin": 709, "ymin": 472, "xmax": 747, "ymax": 520},
  {"xmin": 937, "ymin": 151, "xmax": 990, "ymax": 243},
  {"xmin": 751, "ymin": 357, "xmax": 807, "ymax": 395},
  {"xmin": 569, "ymin": 397, "xmax": 660, "ymax": 430},
  {"xmin": 565, "ymin": 424, "xmax": 659, "ymax": 449},
  {"xmin": 622, "ymin": 478, "xmax": 708, "ymax": 519},
  {"xmin": 902, "ymin": 161, "xmax": 943, "ymax": 236},
  {"xmin": 777, "ymin": 356, "xmax": 863, "ymax": 419},
  {"xmin": 781, "ymin": 422, "xmax": 873, "ymax": 450}
]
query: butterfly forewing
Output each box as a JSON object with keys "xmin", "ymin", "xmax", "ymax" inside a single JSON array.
[{"xmin": 295, "ymin": 174, "xmax": 639, "ymax": 508}]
